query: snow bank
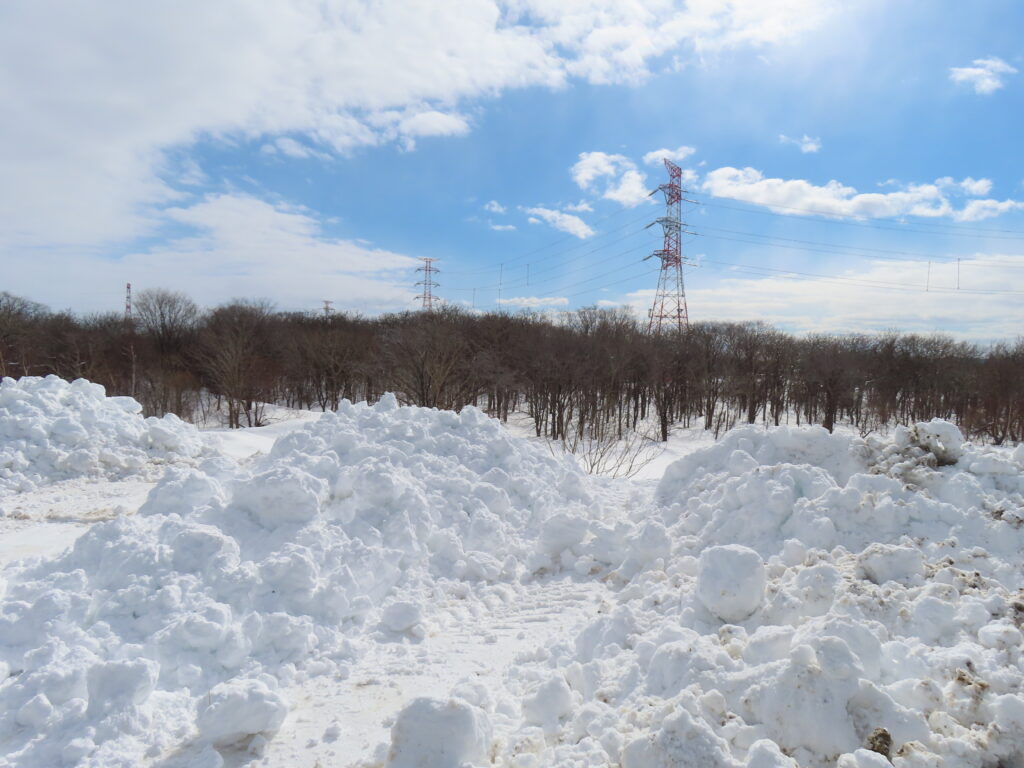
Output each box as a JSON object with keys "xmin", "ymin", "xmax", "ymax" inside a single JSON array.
[
  {"xmin": 0, "ymin": 376, "xmax": 203, "ymax": 496},
  {"xmin": 489, "ymin": 420, "xmax": 1024, "ymax": 768},
  {"xmin": 0, "ymin": 394, "xmax": 593, "ymax": 766}
]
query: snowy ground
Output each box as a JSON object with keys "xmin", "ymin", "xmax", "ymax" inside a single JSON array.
[{"xmin": 2, "ymin": 377, "xmax": 1024, "ymax": 768}]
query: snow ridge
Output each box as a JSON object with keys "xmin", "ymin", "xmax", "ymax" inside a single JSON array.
[{"xmin": 0, "ymin": 376, "xmax": 203, "ymax": 497}]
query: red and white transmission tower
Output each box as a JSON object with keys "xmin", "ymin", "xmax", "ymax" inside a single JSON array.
[
  {"xmin": 124, "ymin": 282, "xmax": 133, "ymax": 323},
  {"xmin": 644, "ymin": 159, "xmax": 695, "ymax": 333},
  {"xmin": 415, "ymin": 257, "xmax": 440, "ymax": 311}
]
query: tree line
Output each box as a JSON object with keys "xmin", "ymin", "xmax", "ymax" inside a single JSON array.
[{"xmin": 1, "ymin": 289, "xmax": 1022, "ymax": 445}]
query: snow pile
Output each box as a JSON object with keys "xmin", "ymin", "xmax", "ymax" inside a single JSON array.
[
  {"xmin": 0, "ymin": 394, "xmax": 593, "ymax": 766},
  {"xmin": 0, "ymin": 376, "xmax": 204, "ymax": 496},
  {"xmin": 477, "ymin": 420, "xmax": 1024, "ymax": 768}
]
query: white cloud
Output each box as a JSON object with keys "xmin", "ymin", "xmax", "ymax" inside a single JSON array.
[
  {"xmin": 3, "ymin": 193, "xmax": 419, "ymax": 314},
  {"xmin": 960, "ymin": 177, "xmax": 993, "ymax": 196},
  {"xmin": 523, "ymin": 0, "xmax": 840, "ymax": 84},
  {"xmin": 571, "ymin": 151, "xmax": 653, "ymax": 207},
  {"xmin": 564, "ymin": 200, "xmax": 593, "ymax": 212},
  {"xmin": 702, "ymin": 166, "xmax": 1024, "ymax": 222},
  {"xmin": 395, "ymin": 111, "xmax": 471, "ymax": 149},
  {"xmin": 0, "ymin": 0, "xmax": 842, "ymax": 254},
  {"xmin": 497, "ymin": 296, "xmax": 569, "ymax": 307},
  {"xmin": 489, "ymin": 222, "xmax": 516, "ymax": 231},
  {"xmin": 616, "ymin": 253, "xmax": 1024, "ymax": 339},
  {"xmin": 572, "ymin": 151, "xmax": 630, "ymax": 189},
  {"xmin": 949, "ymin": 57, "xmax": 1018, "ymax": 95},
  {"xmin": 604, "ymin": 169, "xmax": 652, "ymax": 207},
  {"xmin": 523, "ymin": 206, "xmax": 595, "ymax": 238},
  {"xmin": 484, "ymin": 200, "xmax": 507, "ymax": 214},
  {"xmin": 779, "ymin": 134, "xmax": 822, "ymax": 153},
  {"xmin": 643, "ymin": 146, "xmax": 696, "ymax": 165},
  {"xmin": 955, "ymin": 198, "xmax": 1024, "ymax": 222}
]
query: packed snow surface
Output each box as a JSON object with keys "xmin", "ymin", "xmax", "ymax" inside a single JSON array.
[
  {"xmin": 1, "ymin": 383, "xmax": 1023, "ymax": 768},
  {"xmin": 0, "ymin": 376, "xmax": 203, "ymax": 496}
]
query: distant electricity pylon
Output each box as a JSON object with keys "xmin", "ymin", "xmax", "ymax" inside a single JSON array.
[
  {"xmin": 124, "ymin": 282, "xmax": 133, "ymax": 323},
  {"xmin": 644, "ymin": 159, "xmax": 695, "ymax": 333},
  {"xmin": 322, "ymin": 299, "xmax": 334, "ymax": 316},
  {"xmin": 415, "ymin": 257, "xmax": 440, "ymax": 311}
]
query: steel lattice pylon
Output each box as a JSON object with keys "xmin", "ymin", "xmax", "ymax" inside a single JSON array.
[
  {"xmin": 415, "ymin": 257, "xmax": 440, "ymax": 311},
  {"xmin": 645, "ymin": 159, "xmax": 693, "ymax": 334}
]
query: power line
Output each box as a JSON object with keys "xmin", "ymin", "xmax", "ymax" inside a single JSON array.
[
  {"xmin": 700, "ymin": 256, "xmax": 1024, "ymax": 296},
  {"xmin": 443, "ymin": 207, "xmax": 654, "ymax": 277},
  {"xmin": 698, "ymin": 231, "xmax": 1024, "ymax": 275}
]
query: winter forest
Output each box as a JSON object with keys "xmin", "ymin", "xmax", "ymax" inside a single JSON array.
[{"xmin": 3, "ymin": 289, "xmax": 1022, "ymax": 444}]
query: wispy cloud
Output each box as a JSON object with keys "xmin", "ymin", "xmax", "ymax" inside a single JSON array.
[
  {"xmin": 564, "ymin": 200, "xmax": 593, "ymax": 212},
  {"xmin": 949, "ymin": 56, "xmax": 1018, "ymax": 94},
  {"xmin": 643, "ymin": 146, "xmax": 696, "ymax": 165},
  {"xmin": 779, "ymin": 134, "xmax": 822, "ymax": 153},
  {"xmin": 261, "ymin": 137, "xmax": 331, "ymax": 160},
  {"xmin": 484, "ymin": 200, "xmax": 507, "ymax": 214},
  {"xmin": 489, "ymin": 222, "xmax": 516, "ymax": 231}
]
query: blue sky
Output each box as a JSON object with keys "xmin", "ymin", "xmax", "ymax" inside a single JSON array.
[{"xmin": 2, "ymin": 0, "xmax": 1022, "ymax": 337}]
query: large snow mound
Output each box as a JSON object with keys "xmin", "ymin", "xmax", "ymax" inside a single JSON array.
[
  {"xmin": 0, "ymin": 376, "xmax": 204, "ymax": 496},
  {"xmin": 0, "ymin": 394, "xmax": 594, "ymax": 767},
  {"xmin": 482, "ymin": 421, "xmax": 1024, "ymax": 768}
]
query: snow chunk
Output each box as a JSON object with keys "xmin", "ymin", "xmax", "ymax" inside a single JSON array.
[
  {"xmin": 621, "ymin": 708, "xmax": 739, "ymax": 767},
  {"xmin": 857, "ymin": 544, "xmax": 925, "ymax": 585},
  {"xmin": 522, "ymin": 675, "xmax": 574, "ymax": 733},
  {"xmin": 233, "ymin": 465, "xmax": 327, "ymax": 527},
  {"xmin": 16, "ymin": 693, "xmax": 53, "ymax": 728},
  {"xmin": 899, "ymin": 419, "xmax": 964, "ymax": 465},
  {"xmin": 196, "ymin": 678, "xmax": 288, "ymax": 746},
  {"xmin": 836, "ymin": 749, "xmax": 892, "ymax": 768},
  {"xmin": 87, "ymin": 659, "xmax": 159, "ymax": 717},
  {"xmin": 384, "ymin": 697, "xmax": 491, "ymax": 768},
  {"xmin": 381, "ymin": 601, "xmax": 424, "ymax": 634},
  {"xmin": 697, "ymin": 545, "xmax": 766, "ymax": 623},
  {"xmin": 746, "ymin": 740, "xmax": 798, "ymax": 768}
]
